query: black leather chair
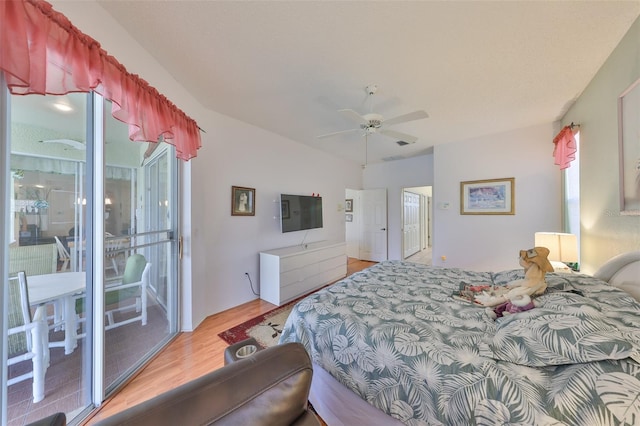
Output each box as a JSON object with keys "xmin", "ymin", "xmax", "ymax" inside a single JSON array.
[{"xmin": 93, "ymin": 342, "xmax": 320, "ymax": 425}]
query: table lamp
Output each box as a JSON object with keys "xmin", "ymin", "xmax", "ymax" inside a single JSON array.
[{"xmin": 534, "ymin": 232, "xmax": 578, "ymax": 272}]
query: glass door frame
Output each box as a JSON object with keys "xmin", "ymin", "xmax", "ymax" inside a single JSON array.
[
  {"xmin": 1, "ymin": 86, "xmax": 181, "ymax": 423},
  {"xmin": 1, "ymin": 68, "xmax": 11, "ymax": 426}
]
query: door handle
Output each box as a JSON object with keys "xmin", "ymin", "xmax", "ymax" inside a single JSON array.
[{"xmin": 381, "ymin": 228, "xmax": 386, "ymax": 231}]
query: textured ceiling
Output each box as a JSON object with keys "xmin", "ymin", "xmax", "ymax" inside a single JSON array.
[{"xmin": 95, "ymin": 1, "xmax": 639, "ymax": 165}]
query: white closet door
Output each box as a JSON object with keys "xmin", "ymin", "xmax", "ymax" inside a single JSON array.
[
  {"xmin": 403, "ymin": 191, "xmax": 420, "ymax": 258},
  {"xmin": 360, "ymin": 189, "xmax": 388, "ymax": 262}
]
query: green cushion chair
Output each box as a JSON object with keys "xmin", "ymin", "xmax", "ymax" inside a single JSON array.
[{"xmin": 75, "ymin": 254, "xmax": 150, "ymax": 330}]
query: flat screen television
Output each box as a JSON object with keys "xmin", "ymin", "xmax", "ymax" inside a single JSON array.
[{"xmin": 280, "ymin": 194, "xmax": 323, "ymax": 233}]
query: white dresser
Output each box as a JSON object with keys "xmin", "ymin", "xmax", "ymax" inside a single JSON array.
[{"xmin": 259, "ymin": 241, "xmax": 347, "ymax": 306}]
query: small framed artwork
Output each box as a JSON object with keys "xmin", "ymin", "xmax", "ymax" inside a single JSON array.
[
  {"xmin": 460, "ymin": 178, "xmax": 515, "ymax": 215},
  {"xmin": 345, "ymin": 199, "xmax": 353, "ymax": 212},
  {"xmin": 345, "ymin": 213, "xmax": 353, "ymax": 222},
  {"xmin": 231, "ymin": 186, "xmax": 255, "ymax": 216},
  {"xmin": 281, "ymin": 199, "xmax": 290, "ymax": 219},
  {"xmin": 618, "ymin": 77, "xmax": 640, "ymax": 215}
]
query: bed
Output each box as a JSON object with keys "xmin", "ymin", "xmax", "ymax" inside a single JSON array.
[{"xmin": 280, "ymin": 252, "xmax": 640, "ymax": 425}]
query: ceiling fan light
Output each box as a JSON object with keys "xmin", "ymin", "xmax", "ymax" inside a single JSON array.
[{"xmin": 52, "ymin": 102, "xmax": 73, "ymax": 112}]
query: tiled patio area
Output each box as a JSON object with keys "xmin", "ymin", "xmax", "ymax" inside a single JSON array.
[{"xmin": 8, "ymin": 300, "xmax": 168, "ymax": 426}]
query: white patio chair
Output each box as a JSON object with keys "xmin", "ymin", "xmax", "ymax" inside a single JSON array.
[
  {"xmin": 105, "ymin": 238, "xmax": 125, "ymax": 276},
  {"xmin": 9, "ymin": 243, "xmax": 61, "ymax": 329},
  {"xmin": 9, "ymin": 243, "xmax": 57, "ymax": 276},
  {"xmin": 54, "ymin": 236, "xmax": 71, "ymax": 272},
  {"xmin": 7, "ymin": 272, "xmax": 50, "ymax": 403}
]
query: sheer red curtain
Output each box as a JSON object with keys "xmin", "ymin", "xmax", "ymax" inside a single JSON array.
[
  {"xmin": 552, "ymin": 125, "xmax": 577, "ymax": 170},
  {"xmin": 0, "ymin": 0, "xmax": 201, "ymax": 160}
]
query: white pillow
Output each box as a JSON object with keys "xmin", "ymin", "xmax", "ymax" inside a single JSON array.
[
  {"xmin": 612, "ymin": 281, "xmax": 640, "ymax": 302},
  {"xmin": 550, "ymin": 260, "xmax": 572, "ymax": 273}
]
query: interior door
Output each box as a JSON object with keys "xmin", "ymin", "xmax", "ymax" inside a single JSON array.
[
  {"xmin": 426, "ymin": 195, "xmax": 432, "ymax": 248},
  {"xmin": 143, "ymin": 148, "xmax": 177, "ymax": 316},
  {"xmin": 403, "ymin": 190, "xmax": 420, "ymax": 258},
  {"xmin": 360, "ymin": 188, "xmax": 387, "ymax": 262}
]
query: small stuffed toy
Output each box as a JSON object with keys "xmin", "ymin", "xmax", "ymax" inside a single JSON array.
[
  {"xmin": 490, "ymin": 294, "xmax": 536, "ymax": 318},
  {"xmin": 475, "ymin": 247, "xmax": 554, "ymax": 307}
]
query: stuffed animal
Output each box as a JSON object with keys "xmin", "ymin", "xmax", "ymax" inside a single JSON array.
[{"xmin": 475, "ymin": 247, "xmax": 554, "ymax": 307}]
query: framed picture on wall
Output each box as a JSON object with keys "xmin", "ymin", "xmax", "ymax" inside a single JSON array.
[
  {"xmin": 231, "ymin": 186, "xmax": 255, "ymax": 216},
  {"xmin": 345, "ymin": 199, "xmax": 353, "ymax": 212},
  {"xmin": 460, "ymin": 177, "xmax": 515, "ymax": 215},
  {"xmin": 345, "ymin": 213, "xmax": 353, "ymax": 222}
]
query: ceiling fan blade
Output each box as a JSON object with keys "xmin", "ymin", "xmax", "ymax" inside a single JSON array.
[
  {"xmin": 317, "ymin": 128, "xmax": 360, "ymax": 139},
  {"xmin": 383, "ymin": 110, "xmax": 429, "ymax": 127},
  {"xmin": 40, "ymin": 139, "xmax": 86, "ymax": 150},
  {"xmin": 379, "ymin": 129, "xmax": 418, "ymax": 144},
  {"xmin": 338, "ymin": 109, "xmax": 369, "ymax": 125}
]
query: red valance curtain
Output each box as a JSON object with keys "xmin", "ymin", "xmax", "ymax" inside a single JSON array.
[
  {"xmin": 0, "ymin": 0, "xmax": 201, "ymax": 161},
  {"xmin": 552, "ymin": 125, "xmax": 577, "ymax": 170}
]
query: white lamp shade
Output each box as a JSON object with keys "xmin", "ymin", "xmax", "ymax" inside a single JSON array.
[{"xmin": 534, "ymin": 232, "xmax": 578, "ymax": 262}]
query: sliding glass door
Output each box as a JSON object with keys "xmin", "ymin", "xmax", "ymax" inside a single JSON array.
[
  {"xmin": 2, "ymin": 89, "xmax": 179, "ymax": 425},
  {"xmin": 6, "ymin": 92, "xmax": 92, "ymax": 425},
  {"xmin": 102, "ymin": 100, "xmax": 178, "ymax": 396}
]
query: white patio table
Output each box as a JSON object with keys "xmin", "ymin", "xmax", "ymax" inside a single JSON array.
[{"xmin": 27, "ymin": 271, "xmax": 85, "ymax": 355}]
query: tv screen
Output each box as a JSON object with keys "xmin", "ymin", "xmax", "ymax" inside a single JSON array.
[{"xmin": 280, "ymin": 194, "xmax": 323, "ymax": 233}]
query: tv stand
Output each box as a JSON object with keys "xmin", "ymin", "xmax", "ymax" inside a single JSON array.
[{"xmin": 260, "ymin": 241, "xmax": 346, "ymax": 306}]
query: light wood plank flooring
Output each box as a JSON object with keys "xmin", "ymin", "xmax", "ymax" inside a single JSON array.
[{"xmin": 84, "ymin": 258, "xmax": 375, "ymax": 424}]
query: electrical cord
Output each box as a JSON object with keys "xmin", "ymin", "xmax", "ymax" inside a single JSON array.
[{"xmin": 245, "ymin": 272, "xmax": 259, "ymax": 296}]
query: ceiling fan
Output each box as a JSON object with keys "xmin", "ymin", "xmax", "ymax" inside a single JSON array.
[
  {"xmin": 40, "ymin": 138, "xmax": 86, "ymax": 150},
  {"xmin": 317, "ymin": 85, "xmax": 428, "ymax": 144}
]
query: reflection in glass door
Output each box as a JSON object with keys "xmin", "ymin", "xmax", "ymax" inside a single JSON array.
[{"xmin": 145, "ymin": 151, "xmax": 173, "ymax": 309}]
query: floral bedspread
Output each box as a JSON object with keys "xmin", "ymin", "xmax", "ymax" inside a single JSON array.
[{"xmin": 280, "ymin": 260, "xmax": 640, "ymax": 425}]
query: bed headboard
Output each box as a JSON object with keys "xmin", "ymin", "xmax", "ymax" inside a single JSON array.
[{"xmin": 593, "ymin": 251, "xmax": 640, "ymax": 302}]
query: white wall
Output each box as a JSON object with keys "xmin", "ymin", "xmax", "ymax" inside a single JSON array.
[
  {"xmin": 190, "ymin": 110, "xmax": 361, "ymax": 326},
  {"xmin": 52, "ymin": 2, "xmax": 363, "ymax": 331},
  {"xmin": 562, "ymin": 16, "xmax": 640, "ymax": 274},
  {"xmin": 363, "ymin": 154, "xmax": 435, "ymax": 260},
  {"xmin": 432, "ymin": 123, "xmax": 561, "ymax": 271}
]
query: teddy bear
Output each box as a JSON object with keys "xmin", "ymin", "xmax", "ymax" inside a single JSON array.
[{"xmin": 475, "ymin": 246, "xmax": 554, "ymax": 308}]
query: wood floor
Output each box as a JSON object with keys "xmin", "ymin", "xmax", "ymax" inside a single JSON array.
[{"xmin": 83, "ymin": 257, "xmax": 375, "ymax": 424}]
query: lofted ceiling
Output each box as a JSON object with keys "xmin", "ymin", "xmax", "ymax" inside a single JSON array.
[{"xmin": 93, "ymin": 1, "xmax": 639, "ymax": 166}]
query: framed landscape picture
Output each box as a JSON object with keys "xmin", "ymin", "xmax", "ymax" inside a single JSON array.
[{"xmin": 460, "ymin": 177, "xmax": 515, "ymax": 215}]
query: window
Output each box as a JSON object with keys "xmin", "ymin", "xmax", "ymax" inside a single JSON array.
[{"xmin": 563, "ymin": 132, "xmax": 580, "ymax": 267}]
